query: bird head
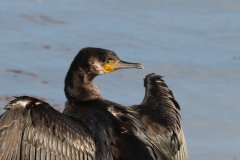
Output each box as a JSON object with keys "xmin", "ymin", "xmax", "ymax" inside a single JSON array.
[{"xmin": 70, "ymin": 47, "xmax": 144, "ymax": 76}]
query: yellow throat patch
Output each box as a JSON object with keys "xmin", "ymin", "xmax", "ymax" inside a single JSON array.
[{"xmin": 102, "ymin": 60, "xmax": 119, "ymax": 73}]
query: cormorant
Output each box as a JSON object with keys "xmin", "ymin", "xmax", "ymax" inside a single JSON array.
[{"xmin": 0, "ymin": 47, "xmax": 188, "ymax": 160}]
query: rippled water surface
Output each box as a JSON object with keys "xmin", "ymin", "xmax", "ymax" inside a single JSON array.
[{"xmin": 1, "ymin": 0, "xmax": 240, "ymax": 159}]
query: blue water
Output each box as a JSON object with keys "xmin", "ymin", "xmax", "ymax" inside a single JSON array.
[{"xmin": 1, "ymin": 0, "xmax": 240, "ymax": 159}]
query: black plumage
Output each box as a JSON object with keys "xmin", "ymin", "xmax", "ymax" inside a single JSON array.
[
  {"xmin": 0, "ymin": 47, "xmax": 188, "ymax": 160},
  {"xmin": 63, "ymin": 47, "xmax": 158, "ymax": 160},
  {"xmin": 131, "ymin": 73, "xmax": 188, "ymax": 160},
  {"xmin": 0, "ymin": 96, "xmax": 99, "ymax": 160}
]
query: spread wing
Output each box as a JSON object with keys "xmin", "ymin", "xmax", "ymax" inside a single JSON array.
[
  {"xmin": 107, "ymin": 104, "xmax": 159, "ymax": 160},
  {"xmin": 0, "ymin": 96, "xmax": 106, "ymax": 160},
  {"xmin": 131, "ymin": 73, "xmax": 189, "ymax": 160}
]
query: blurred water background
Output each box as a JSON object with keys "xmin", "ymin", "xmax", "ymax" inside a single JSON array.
[{"xmin": 0, "ymin": 0, "xmax": 240, "ymax": 159}]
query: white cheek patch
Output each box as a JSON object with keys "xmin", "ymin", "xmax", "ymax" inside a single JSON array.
[
  {"xmin": 98, "ymin": 70, "xmax": 105, "ymax": 75},
  {"xmin": 92, "ymin": 61, "xmax": 106, "ymax": 75}
]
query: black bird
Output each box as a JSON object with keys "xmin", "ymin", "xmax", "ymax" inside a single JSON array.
[
  {"xmin": 0, "ymin": 47, "xmax": 188, "ymax": 160},
  {"xmin": 0, "ymin": 47, "xmax": 158, "ymax": 160}
]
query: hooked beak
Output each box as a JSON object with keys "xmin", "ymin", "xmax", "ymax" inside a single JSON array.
[
  {"xmin": 112, "ymin": 60, "xmax": 144, "ymax": 70},
  {"xmin": 102, "ymin": 60, "xmax": 144, "ymax": 73}
]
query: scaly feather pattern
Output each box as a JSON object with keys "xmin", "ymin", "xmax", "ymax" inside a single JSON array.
[
  {"xmin": 0, "ymin": 96, "xmax": 110, "ymax": 160},
  {"xmin": 63, "ymin": 98, "xmax": 158, "ymax": 160},
  {"xmin": 131, "ymin": 73, "xmax": 189, "ymax": 160}
]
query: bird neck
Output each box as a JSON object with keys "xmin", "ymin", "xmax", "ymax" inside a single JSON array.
[{"xmin": 64, "ymin": 68, "xmax": 102, "ymax": 102}]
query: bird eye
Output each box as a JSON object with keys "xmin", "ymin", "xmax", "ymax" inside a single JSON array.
[{"xmin": 106, "ymin": 60, "xmax": 110, "ymax": 64}]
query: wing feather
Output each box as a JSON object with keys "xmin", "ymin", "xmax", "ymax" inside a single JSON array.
[
  {"xmin": 131, "ymin": 73, "xmax": 189, "ymax": 160},
  {"xmin": 0, "ymin": 96, "xmax": 99, "ymax": 160}
]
